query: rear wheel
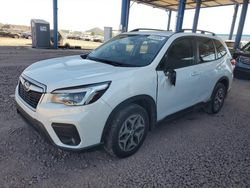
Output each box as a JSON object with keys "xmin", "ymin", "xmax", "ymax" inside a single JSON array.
[
  {"xmin": 104, "ymin": 104, "xmax": 149, "ymax": 158},
  {"xmin": 205, "ymin": 83, "xmax": 226, "ymax": 114}
]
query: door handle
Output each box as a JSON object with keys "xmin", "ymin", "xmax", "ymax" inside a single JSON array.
[{"xmin": 191, "ymin": 72, "xmax": 200, "ymax": 76}]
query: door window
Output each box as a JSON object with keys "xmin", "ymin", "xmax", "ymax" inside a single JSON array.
[
  {"xmin": 160, "ymin": 37, "xmax": 195, "ymax": 69},
  {"xmin": 198, "ymin": 37, "xmax": 216, "ymax": 62}
]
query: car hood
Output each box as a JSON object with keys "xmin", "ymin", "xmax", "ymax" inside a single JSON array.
[{"xmin": 23, "ymin": 55, "xmax": 136, "ymax": 92}]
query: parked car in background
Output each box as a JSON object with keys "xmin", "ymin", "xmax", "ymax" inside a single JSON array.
[
  {"xmin": 225, "ymin": 40, "xmax": 248, "ymax": 55},
  {"xmin": 50, "ymin": 30, "xmax": 71, "ymax": 48},
  {"xmin": 0, "ymin": 29, "xmax": 20, "ymax": 38},
  {"xmin": 15, "ymin": 29, "xmax": 234, "ymax": 158},
  {"xmin": 21, "ymin": 31, "xmax": 32, "ymax": 39},
  {"xmin": 92, "ymin": 35, "xmax": 104, "ymax": 43},
  {"xmin": 233, "ymin": 41, "xmax": 250, "ymax": 79},
  {"xmin": 67, "ymin": 34, "xmax": 81, "ymax": 40},
  {"xmin": 81, "ymin": 35, "xmax": 92, "ymax": 41}
]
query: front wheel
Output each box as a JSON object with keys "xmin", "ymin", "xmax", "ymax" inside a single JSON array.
[
  {"xmin": 104, "ymin": 104, "xmax": 149, "ymax": 158},
  {"xmin": 205, "ymin": 83, "xmax": 226, "ymax": 114}
]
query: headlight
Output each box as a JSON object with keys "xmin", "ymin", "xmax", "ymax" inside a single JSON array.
[{"xmin": 51, "ymin": 82, "xmax": 110, "ymax": 106}]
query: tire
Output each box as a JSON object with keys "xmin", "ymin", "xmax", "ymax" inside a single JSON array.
[
  {"xmin": 13, "ymin": 35, "xmax": 19, "ymax": 39},
  {"xmin": 104, "ymin": 104, "xmax": 149, "ymax": 158},
  {"xmin": 205, "ymin": 83, "xmax": 227, "ymax": 114}
]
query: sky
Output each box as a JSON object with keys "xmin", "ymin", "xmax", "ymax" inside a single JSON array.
[{"xmin": 0, "ymin": 0, "xmax": 249, "ymax": 34}]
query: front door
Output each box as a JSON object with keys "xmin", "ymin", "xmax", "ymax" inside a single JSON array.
[{"xmin": 156, "ymin": 37, "xmax": 200, "ymax": 120}]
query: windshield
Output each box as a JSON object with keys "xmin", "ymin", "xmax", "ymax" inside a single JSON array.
[{"xmin": 87, "ymin": 34, "xmax": 168, "ymax": 67}]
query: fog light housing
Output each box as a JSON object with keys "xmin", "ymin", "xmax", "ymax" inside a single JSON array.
[{"xmin": 52, "ymin": 123, "xmax": 81, "ymax": 146}]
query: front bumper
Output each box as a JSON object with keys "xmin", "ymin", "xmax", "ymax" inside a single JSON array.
[
  {"xmin": 16, "ymin": 102, "xmax": 55, "ymax": 145},
  {"xmin": 15, "ymin": 87, "xmax": 112, "ymax": 150}
]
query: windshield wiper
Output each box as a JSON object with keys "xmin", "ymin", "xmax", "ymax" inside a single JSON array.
[{"xmin": 87, "ymin": 56, "xmax": 136, "ymax": 67}]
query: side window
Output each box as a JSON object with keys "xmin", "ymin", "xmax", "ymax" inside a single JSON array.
[
  {"xmin": 214, "ymin": 40, "xmax": 227, "ymax": 59},
  {"xmin": 161, "ymin": 37, "xmax": 195, "ymax": 69},
  {"xmin": 198, "ymin": 37, "xmax": 216, "ymax": 62}
]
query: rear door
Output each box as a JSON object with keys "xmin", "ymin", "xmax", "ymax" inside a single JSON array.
[
  {"xmin": 194, "ymin": 37, "xmax": 231, "ymax": 102},
  {"xmin": 193, "ymin": 37, "xmax": 218, "ymax": 102},
  {"xmin": 156, "ymin": 36, "xmax": 200, "ymax": 120}
]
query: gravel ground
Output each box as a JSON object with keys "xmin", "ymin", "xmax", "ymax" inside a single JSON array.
[{"xmin": 0, "ymin": 46, "xmax": 249, "ymax": 188}]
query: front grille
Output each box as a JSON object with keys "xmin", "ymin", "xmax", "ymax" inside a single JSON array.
[{"xmin": 18, "ymin": 82, "xmax": 43, "ymax": 109}]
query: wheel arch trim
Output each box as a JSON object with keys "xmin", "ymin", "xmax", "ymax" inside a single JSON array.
[
  {"xmin": 101, "ymin": 95, "xmax": 157, "ymax": 142},
  {"xmin": 209, "ymin": 76, "xmax": 229, "ymax": 100},
  {"xmin": 217, "ymin": 76, "xmax": 229, "ymax": 90}
]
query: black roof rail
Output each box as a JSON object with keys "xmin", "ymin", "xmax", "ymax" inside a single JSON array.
[
  {"xmin": 129, "ymin": 28, "xmax": 165, "ymax": 32},
  {"xmin": 180, "ymin": 29, "xmax": 216, "ymax": 36}
]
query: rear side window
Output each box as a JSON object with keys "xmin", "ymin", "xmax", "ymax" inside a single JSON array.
[
  {"xmin": 214, "ymin": 40, "xmax": 227, "ymax": 59},
  {"xmin": 198, "ymin": 37, "xmax": 216, "ymax": 62},
  {"xmin": 160, "ymin": 37, "xmax": 195, "ymax": 69}
]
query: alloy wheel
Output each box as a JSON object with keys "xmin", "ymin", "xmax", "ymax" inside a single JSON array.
[
  {"xmin": 214, "ymin": 87, "xmax": 225, "ymax": 111},
  {"xmin": 118, "ymin": 114, "xmax": 145, "ymax": 152}
]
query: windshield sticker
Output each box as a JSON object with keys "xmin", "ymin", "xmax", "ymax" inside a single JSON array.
[{"xmin": 147, "ymin": 35, "xmax": 166, "ymax": 41}]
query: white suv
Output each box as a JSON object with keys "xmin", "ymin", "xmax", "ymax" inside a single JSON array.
[{"xmin": 15, "ymin": 29, "xmax": 234, "ymax": 158}]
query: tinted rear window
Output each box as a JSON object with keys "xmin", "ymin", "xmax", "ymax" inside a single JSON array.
[
  {"xmin": 197, "ymin": 37, "xmax": 216, "ymax": 62},
  {"xmin": 214, "ymin": 40, "xmax": 227, "ymax": 59}
]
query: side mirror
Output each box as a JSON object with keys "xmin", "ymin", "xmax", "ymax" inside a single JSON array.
[{"xmin": 164, "ymin": 69, "xmax": 176, "ymax": 86}]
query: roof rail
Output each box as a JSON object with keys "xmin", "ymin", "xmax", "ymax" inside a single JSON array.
[
  {"xmin": 180, "ymin": 29, "xmax": 216, "ymax": 36},
  {"xmin": 129, "ymin": 28, "xmax": 165, "ymax": 32}
]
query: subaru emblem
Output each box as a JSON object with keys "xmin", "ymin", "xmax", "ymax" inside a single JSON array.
[{"xmin": 23, "ymin": 81, "xmax": 31, "ymax": 92}]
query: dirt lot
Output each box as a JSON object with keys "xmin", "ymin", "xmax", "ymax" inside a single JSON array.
[
  {"xmin": 0, "ymin": 37, "xmax": 101, "ymax": 49},
  {"xmin": 0, "ymin": 46, "xmax": 250, "ymax": 187}
]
